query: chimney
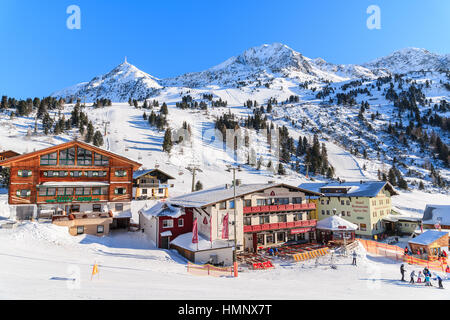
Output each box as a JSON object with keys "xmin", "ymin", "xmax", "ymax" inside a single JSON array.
[
  {"xmin": 268, "ymin": 180, "xmax": 275, "ymax": 184},
  {"xmin": 235, "ymin": 179, "xmax": 242, "ymax": 186},
  {"xmin": 225, "ymin": 183, "xmax": 230, "ymax": 189}
]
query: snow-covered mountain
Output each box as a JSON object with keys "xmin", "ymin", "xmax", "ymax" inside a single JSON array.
[
  {"xmin": 52, "ymin": 61, "xmax": 162, "ymax": 102},
  {"xmin": 52, "ymin": 43, "xmax": 449, "ymax": 101},
  {"xmin": 363, "ymin": 47, "xmax": 450, "ymax": 74},
  {"xmin": 163, "ymin": 43, "xmax": 385, "ymax": 88}
]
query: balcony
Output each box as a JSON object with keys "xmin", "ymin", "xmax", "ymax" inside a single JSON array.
[
  {"xmin": 243, "ymin": 202, "xmax": 316, "ymax": 214},
  {"xmin": 243, "ymin": 219, "xmax": 317, "ymax": 233}
]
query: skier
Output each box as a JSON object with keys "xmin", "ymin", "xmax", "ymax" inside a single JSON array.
[
  {"xmin": 400, "ymin": 264, "xmax": 406, "ymax": 281},
  {"xmin": 433, "ymin": 274, "xmax": 444, "ymax": 289},
  {"xmin": 352, "ymin": 251, "xmax": 357, "ymax": 266},
  {"xmin": 409, "ymin": 270, "xmax": 416, "ymax": 284},
  {"xmin": 417, "ymin": 271, "xmax": 422, "ymax": 283},
  {"xmin": 268, "ymin": 248, "xmax": 274, "ymax": 256},
  {"xmin": 404, "ymin": 247, "xmax": 409, "ymax": 255},
  {"xmin": 424, "ymin": 273, "xmax": 432, "ymax": 287}
]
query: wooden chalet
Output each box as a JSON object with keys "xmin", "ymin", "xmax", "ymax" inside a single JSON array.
[
  {"xmin": 0, "ymin": 150, "xmax": 20, "ymax": 161},
  {"xmin": 0, "ymin": 140, "xmax": 142, "ymax": 233}
]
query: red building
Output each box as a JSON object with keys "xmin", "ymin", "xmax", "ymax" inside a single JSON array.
[{"xmin": 138, "ymin": 203, "xmax": 193, "ymax": 249}]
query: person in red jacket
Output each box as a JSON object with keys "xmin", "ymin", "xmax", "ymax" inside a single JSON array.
[
  {"xmin": 404, "ymin": 247, "xmax": 409, "ymax": 255},
  {"xmin": 446, "ymin": 265, "xmax": 450, "ymax": 273}
]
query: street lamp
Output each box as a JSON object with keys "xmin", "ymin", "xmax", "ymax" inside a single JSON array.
[{"xmin": 226, "ymin": 164, "xmax": 241, "ymax": 277}]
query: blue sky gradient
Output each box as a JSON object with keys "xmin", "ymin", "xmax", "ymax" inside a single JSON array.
[{"xmin": 1, "ymin": 0, "xmax": 449, "ymax": 98}]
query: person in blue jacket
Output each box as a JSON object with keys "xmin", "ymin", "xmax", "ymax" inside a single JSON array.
[{"xmin": 433, "ymin": 274, "xmax": 444, "ymax": 289}]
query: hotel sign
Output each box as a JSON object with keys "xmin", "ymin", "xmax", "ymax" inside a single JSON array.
[
  {"xmin": 290, "ymin": 227, "xmax": 313, "ymax": 234},
  {"xmin": 46, "ymin": 196, "xmax": 100, "ymax": 203}
]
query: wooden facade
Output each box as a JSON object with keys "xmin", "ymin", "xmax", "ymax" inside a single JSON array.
[
  {"xmin": 0, "ymin": 140, "xmax": 142, "ymax": 221},
  {"xmin": 133, "ymin": 169, "xmax": 175, "ymax": 200}
]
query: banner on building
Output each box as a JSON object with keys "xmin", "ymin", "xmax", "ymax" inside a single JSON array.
[
  {"xmin": 192, "ymin": 218, "xmax": 198, "ymax": 244},
  {"xmin": 222, "ymin": 213, "xmax": 229, "ymax": 239}
]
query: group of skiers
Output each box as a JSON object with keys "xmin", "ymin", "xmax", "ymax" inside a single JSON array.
[{"xmin": 401, "ymin": 264, "xmax": 444, "ymax": 289}]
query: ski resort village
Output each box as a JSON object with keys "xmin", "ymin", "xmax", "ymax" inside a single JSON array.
[{"xmin": 0, "ymin": 43, "xmax": 449, "ymax": 300}]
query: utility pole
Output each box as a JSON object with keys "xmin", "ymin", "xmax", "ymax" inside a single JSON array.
[
  {"xmin": 226, "ymin": 164, "xmax": 241, "ymax": 277},
  {"xmin": 186, "ymin": 164, "xmax": 202, "ymax": 192},
  {"xmin": 304, "ymin": 162, "xmax": 311, "ymax": 179}
]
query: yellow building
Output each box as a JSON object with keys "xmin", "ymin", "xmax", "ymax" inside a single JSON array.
[
  {"xmin": 132, "ymin": 169, "xmax": 175, "ymax": 200},
  {"xmin": 299, "ymin": 181, "xmax": 398, "ymax": 238}
]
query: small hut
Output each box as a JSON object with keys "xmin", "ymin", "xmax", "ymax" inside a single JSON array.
[
  {"xmin": 316, "ymin": 215, "xmax": 358, "ymax": 244},
  {"xmin": 408, "ymin": 230, "xmax": 449, "ymax": 257}
]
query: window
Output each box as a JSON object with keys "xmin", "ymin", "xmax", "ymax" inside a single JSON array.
[
  {"xmin": 244, "ymin": 199, "xmax": 252, "ymax": 207},
  {"xmin": 82, "ymin": 188, "xmax": 90, "ymax": 195},
  {"xmin": 92, "ymin": 187, "xmax": 102, "ymax": 195},
  {"xmin": 40, "ymin": 152, "xmax": 57, "ymax": 165},
  {"xmin": 341, "ymin": 211, "xmax": 345, "ymax": 216},
  {"xmin": 219, "ymin": 202, "xmax": 226, "ymax": 209},
  {"xmin": 256, "ymin": 199, "xmax": 266, "ymax": 206},
  {"xmin": 94, "ymin": 153, "xmax": 109, "ymax": 166},
  {"xmin": 278, "ymin": 215, "xmax": 287, "ymax": 222},
  {"xmin": 178, "ymin": 218, "xmax": 184, "ymax": 227},
  {"xmin": 71, "ymin": 205, "xmax": 80, "ymax": 213},
  {"xmin": 321, "ymin": 200, "xmax": 324, "ymax": 205},
  {"xmin": 229, "ymin": 200, "xmax": 235, "ymax": 209},
  {"xmin": 115, "ymin": 203, "xmax": 123, "ymax": 211},
  {"xmin": 274, "ymin": 197, "xmax": 289, "ymax": 205},
  {"xmin": 326, "ymin": 200, "xmax": 330, "ymax": 205},
  {"xmin": 321, "ymin": 210, "xmax": 325, "ymax": 215},
  {"xmin": 115, "ymin": 170, "xmax": 127, "ymax": 177},
  {"xmin": 16, "ymin": 190, "xmax": 31, "ymax": 197},
  {"xmin": 75, "ymin": 188, "xmax": 84, "ymax": 196},
  {"xmin": 341, "ymin": 200, "xmax": 345, "ymax": 205},
  {"xmin": 259, "ymin": 216, "xmax": 270, "ymax": 224},
  {"xmin": 293, "ymin": 213, "xmax": 303, "ymax": 221},
  {"xmin": 142, "ymin": 189, "xmax": 148, "ymax": 195},
  {"xmin": 77, "ymin": 148, "xmax": 92, "ymax": 166},
  {"xmin": 326, "ymin": 210, "xmax": 330, "ymax": 215},
  {"xmin": 93, "ymin": 204, "xmax": 102, "ymax": 212},
  {"xmin": 59, "ymin": 148, "xmax": 75, "ymax": 166},
  {"xmin": 243, "ymin": 217, "xmax": 251, "ymax": 226},
  {"xmin": 97, "ymin": 225, "xmax": 104, "ymax": 234},
  {"xmin": 114, "ymin": 188, "xmax": 126, "ymax": 195},
  {"xmin": 69, "ymin": 171, "xmax": 82, "ymax": 177},
  {"xmin": 57, "ymin": 188, "xmax": 65, "ymax": 196},
  {"xmin": 346, "ymin": 200, "xmax": 350, "ymax": 205},
  {"xmin": 360, "ymin": 223, "xmax": 367, "ymax": 231},
  {"xmin": 373, "ymin": 211, "xmax": 377, "ymax": 217},
  {"xmin": 47, "ymin": 188, "xmax": 56, "ymax": 196},
  {"xmin": 65, "ymin": 188, "xmax": 74, "ymax": 196},
  {"xmin": 379, "ymin": 200, "xmax": 383, "ymax": 205},
  {"xmin": 101, "ymin": 187, "xmax": 108, "ymax": 195},
  {"xmin": 163, "ymin": 220, "xmax": 173, "ymax": 228},
  {"xmin": 39, "ymin": 188, "xmax": 47, "ymax": 196},
  {"xmin": 77, "ymin": 226, "xmax": 84, "ymax": 235},
  {"xmin": 18, "ymin": 170, "xmax": 32, "ymax": 177},
  {"xmin": 158, "ymin": 188, "xmax": 164, "ymax": 194},
  {"xmin": 292, "ymin": 197, "xmax": 303, "ymax": 204},
  {"xmin": 347, "ymin": 211, "xmax": 351, "ymax": 216}
]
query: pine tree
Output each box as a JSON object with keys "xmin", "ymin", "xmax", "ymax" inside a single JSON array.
[
  {"xmin": 277, "ymin": 163, "xmax": 286, "ymax": 175},
  {"xmin": 161, "ymin": 103, "xmax": 168, "ymax": 115},
  {"xmin": 85, "ymin": 122, "xmax": 94, "ymax": 143},
  {"xmin": 195, "ymin": 181, "xmax": 203, "ymax": 191},
  {"xmin": 162, "ymin": 128, "xmax": 173, "ymax": 153},
  {"xmin": 93, "ymin": 131, "xmax": 104, "ymax": 147}
]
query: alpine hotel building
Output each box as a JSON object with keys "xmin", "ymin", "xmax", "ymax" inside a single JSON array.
[{"xmin": 0, "ymin": 140, "xmax": 142, "ymax": 230}]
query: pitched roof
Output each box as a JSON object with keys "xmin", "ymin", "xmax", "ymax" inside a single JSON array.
[
  {"xmin": 422, "ymin": 205, "xmax": 450, "ymax": 226},
  {"xmin": 168, "ymin": 183, "xmax": 322, "ymax": 208},
  {"xmin": 316, "ymin": 215, "xmax": 359, "ymax": 231},
  {"xmin": 0, "ymin": 140, "xmax": 142, "ymax": 169},
  {"xmin": 298, "ymin": 181, "xmax": 398, "ymax": 197},
  {"xmin": 408, "ymin": 230, "xmax": 448, "ymax": 246},
  {"xmin": 133, "ymin": 168, "xmax": 175, "ymax": 180},
  {"xmin": 139, "ymin": 202, "xmax": 183, "ymax": 219}
]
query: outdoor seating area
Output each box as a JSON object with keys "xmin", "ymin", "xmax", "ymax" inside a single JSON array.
[{"xmin": 238, "ymin": 242, "xmax": 329, "ymax": 269}]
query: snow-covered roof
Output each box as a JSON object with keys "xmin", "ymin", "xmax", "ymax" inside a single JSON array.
[
  {"xmin": 316, "ymin": 215, "xmax": 358, "ymax": 231},
  {"xmin": 409, "ymin": 230, "xmax": 448, "ymax": 246},
  {"xmin": 133, "ymin": 169, "xmax": 175, "ymax": 180},
  {"xmin": 170, "ymin": 232, "xmax": 233, "ymax": 252},
  {"xmin": 114, "ymin": 209, "xmax": 132, "ymax": 218},
  {"xmin": 168, "ymin": 183, "xmax": 321, "ymax": 208},
  {"xmin": 382, "ymin": 214, "xmax": 422, "ymax": 223},
  {"xmin": 422, "ymin": 205, "xmax": 450, "ymax": 226},
  {"xmin": 161, "ymin": 231, "xmax": 172, "ymax": 237},
  {"xmin": 299, "ymin": 181, "xmax": 398, "ymax": 197},
  {"xmin": 139, "ymin": 202, "xmax": 184, "ymax": 219},
  {"xmin": 39, "ymin": 181, "xmax": 110, "ymax": 187}
]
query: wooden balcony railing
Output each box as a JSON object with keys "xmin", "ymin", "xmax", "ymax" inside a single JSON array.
[
  {"xmin": 243, "ymin": 219, "xmax": 317, "ymax": 233},
  {"xmin": 243, "ymin": 202, "xmax": 315, "ymax": 214}
]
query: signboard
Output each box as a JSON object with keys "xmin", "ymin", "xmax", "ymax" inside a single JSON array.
[
  {"xmin": 45, "ymin": 197, "xmax": 100, "ymax": 203},
  {"xmin": 338, "ymin": 226, "xmax": 347, "ymax": 229},
  {"xmin": 290, "ymin": 227, "xmax": 313, "ymax": 234}
]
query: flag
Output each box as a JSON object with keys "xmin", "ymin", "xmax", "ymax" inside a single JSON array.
[
  {"xmin": 420, "ymin": 223, "xmax": 423, "ymax": 233},
  {"xmin": 222, "ymin": 213, "xmax": 229, "ymax": 239},
  {"xmin": 203, "ymin": 217, "xmax": 208, "ymax": 224},
  {"xmin": 91, "ymin": 263, "xmax": 99, "ymax": 280},
  {"xmin": 192, "ymin": 218, "xmax": 198, "ymax": 244}
]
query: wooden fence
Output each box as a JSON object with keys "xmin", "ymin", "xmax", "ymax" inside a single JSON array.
[
  {"xmin": 187, "ymin": 262, "xmax": 234, "ymax": 277},
  {"xmin": 357, "ymin": 239, "xmax": 448, "ymax": 272},
  {"xmin": 292, "ymin": 247, "xmax": 329, "ymax": 262}
]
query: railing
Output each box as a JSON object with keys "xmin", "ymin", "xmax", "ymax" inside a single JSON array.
[
  {"xmin": 52, "ymin": 212, "xmax": 112, "ymax": 222},
  {"xmin": 243, "ymin": 219, "xmax": 317, "ymax": 233},
  {"xmin": 243, "ymin": 203, "xmax": 315, "ymax": 214}
]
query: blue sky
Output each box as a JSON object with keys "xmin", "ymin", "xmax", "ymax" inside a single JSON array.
[{"xmin": 1, "ymin": 0, "xmax": 449, "ymax": 98}]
